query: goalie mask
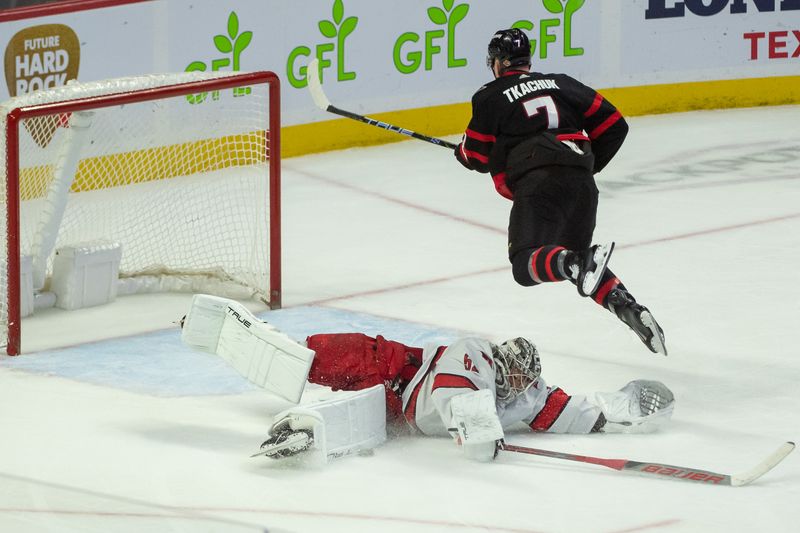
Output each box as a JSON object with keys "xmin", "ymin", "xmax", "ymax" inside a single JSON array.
[{"xmin": 492, "ymin": 337, "xmax": 541, "ymax": 403}]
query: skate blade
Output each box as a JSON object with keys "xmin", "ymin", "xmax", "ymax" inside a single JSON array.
[
  {"xmin": 581, "ymin": 242, "xmax": 615, "ymax": 296},
  {"xmin": 251, "ymin": 432, "xmax": 311, "ymax": 458},
  {"xmin": 640, "ymin": 311, "xmax": 668, "ymax": 356}
]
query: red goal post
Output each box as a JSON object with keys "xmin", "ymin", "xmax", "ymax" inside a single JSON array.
[{"xmin": 2, "ymin": 71, "xmax": 281, "ymax": 355}]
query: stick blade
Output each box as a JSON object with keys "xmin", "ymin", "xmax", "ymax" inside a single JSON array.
[
  {"xmin": 731, "ymin": 441, "xmax": 795, "ymax": 487},
  {"xmin": 307, "ymin": 58, "xmax": 331, "ymax": 111}
]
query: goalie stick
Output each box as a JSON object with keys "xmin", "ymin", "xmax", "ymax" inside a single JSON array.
[
  {"xmin": 307, "ymin": 58, "xmax": 458, "ymax": 150},
  {"xmin": 500, "ymin": 441, "xmax": 794, "ymax": 486}
]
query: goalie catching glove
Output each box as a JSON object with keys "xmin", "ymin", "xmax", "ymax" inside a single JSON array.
[{"xmin": 595, "ymin": 380, "xmax": 675, "ymax": 433}]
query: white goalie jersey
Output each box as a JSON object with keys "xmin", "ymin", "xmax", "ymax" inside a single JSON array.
[{"xmin": 401, "ymin": 337, "xmax": 603, "ymax": 436}]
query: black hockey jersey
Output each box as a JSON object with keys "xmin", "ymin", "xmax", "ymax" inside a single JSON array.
[{"xmin": 456, "ymin": 69, "xmax": 628, "ymax": 199}]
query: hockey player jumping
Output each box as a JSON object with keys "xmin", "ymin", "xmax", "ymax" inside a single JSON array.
[{"xmin": 454, "ymin": 29, "xmax": 666, "ymax": 355}]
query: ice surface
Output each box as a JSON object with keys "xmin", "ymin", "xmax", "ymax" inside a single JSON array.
[{"xmin": 1, "ymin": 106, "xmax": 798, "ymax": 532}]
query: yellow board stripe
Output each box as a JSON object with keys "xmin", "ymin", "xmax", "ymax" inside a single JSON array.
[
  {"xmin": 20, "ymin": 131, "xmax": 268, "ymax": 200},
  {"xmin": 600, "ymin": 75, "xmax": 800, "ymax": 116},
  {"xmin": 17, "ymin": 75, "xmax": 800, "ymax": 195},
  {"xmin": 282, "ymin": 101, "xmax": 469, "ymax": 158},
  {"xmin": 282, "ymin": 75, "xmax": 800, "ymax": 158}
]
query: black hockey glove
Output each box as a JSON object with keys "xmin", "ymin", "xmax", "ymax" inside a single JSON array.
[{"xmin": 454, "ymin": 142, "xmax": 474, "ymax": 170}]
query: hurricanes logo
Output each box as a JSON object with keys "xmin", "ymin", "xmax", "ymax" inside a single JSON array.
[{"xmin": 4, "ymin": 24, "xmax": 80, "ymax": 146}]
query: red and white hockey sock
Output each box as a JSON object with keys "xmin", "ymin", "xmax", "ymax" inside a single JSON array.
[
  {"xmin": 591, "ymin": 270, "xmax": 626, "ymax": 310},
  {"xmin": 525, "ymin": 245, "xmax": 575, "ymax": 285}
]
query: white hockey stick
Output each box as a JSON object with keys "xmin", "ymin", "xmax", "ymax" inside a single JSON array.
[
  {"xmin": 501, "ymin": 441, "xmax": 794, "ymax": 486},
  {"xmin": 307, "ymin": 58, "xmax": 458, "ymax": 150}
]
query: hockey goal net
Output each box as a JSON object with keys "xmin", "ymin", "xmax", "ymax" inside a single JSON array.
[{"xmin": 1, "ymin": 71, "xmax": 281, "ymax": 355}]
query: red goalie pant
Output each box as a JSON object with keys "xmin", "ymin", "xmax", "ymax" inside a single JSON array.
[{"xmin": 305, "ymin": 333, "xmax": 423, "ymax": 423}]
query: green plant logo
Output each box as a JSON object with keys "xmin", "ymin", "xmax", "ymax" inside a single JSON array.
[
  {"xmin": 287, "ymin": 0, "xmax": 358, "ymax": 89},
  {"xmin": 513, "ymin": 0, "xmax": 585, "ymax": 59},
  {"xmin": 185, "ymin": 11, "xmax": 253, "ymax": 103},
  {"xmin": 394, "ymin": 0, "xmax": 469, "ymax": 74}
]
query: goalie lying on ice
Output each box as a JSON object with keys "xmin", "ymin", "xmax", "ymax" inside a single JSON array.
[{"xmin": 181, "ymin": 295, "xmax": 675, "ymax": 463}]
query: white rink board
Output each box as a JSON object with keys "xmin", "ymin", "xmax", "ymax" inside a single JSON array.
[{"xmin": 1, "ymin": 0, "xmax": 797, "ymax": 125}]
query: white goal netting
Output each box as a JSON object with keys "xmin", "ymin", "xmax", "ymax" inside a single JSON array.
[{"xmin": 0, "ymin": 71, "xmax": 279, "ymax": 353}]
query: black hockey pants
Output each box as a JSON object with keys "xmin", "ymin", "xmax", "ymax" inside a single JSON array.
[{"xmin": 508, "ymin": 166, "xmax": 599, "ymax": 284}]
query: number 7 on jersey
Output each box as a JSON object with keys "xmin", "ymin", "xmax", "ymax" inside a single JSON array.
[{"xmin": 522, "ymin": 95, "xmax": 560, "ymax": 128}]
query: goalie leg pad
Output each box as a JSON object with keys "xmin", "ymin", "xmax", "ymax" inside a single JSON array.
[
  {"xmin": 180, "ymin": 294, "xmax": 230, "ymax": 354},
  {"xmin": 310, "ymin": 384, "xmax": 387, "ymax": 461},
  {"xmin": 181, "ymin": 294, "xmax": 315, "ymax": 403},
  {"xmin": 260, "ymin": 384, "xmax": 388, "ymax": 463}
]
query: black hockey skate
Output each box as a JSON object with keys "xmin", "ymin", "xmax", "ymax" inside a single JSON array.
[
  {"xmin": 607, "ymin": 288, "xmax": 667, "ymax": 356},
  {"xmin": 574, "ymin": 242, "xmax": 615, "ymax": 297},
  {"xmin": 251, "ymin": 429, "xmax": 314, "ymax": 459}
]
